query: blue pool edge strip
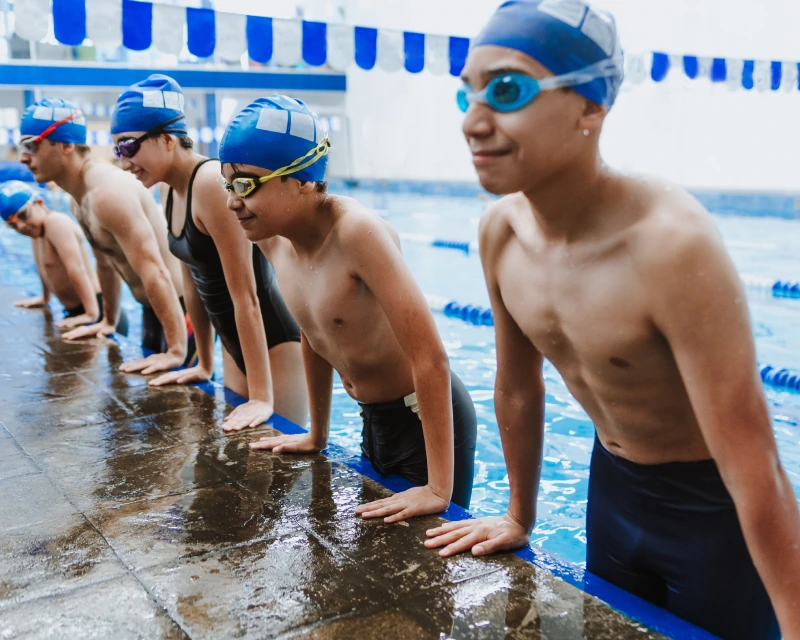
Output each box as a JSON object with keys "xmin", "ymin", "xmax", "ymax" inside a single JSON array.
[{"xmin": 197, "ymin": 380, "xmax": 718, "ymax": 640}]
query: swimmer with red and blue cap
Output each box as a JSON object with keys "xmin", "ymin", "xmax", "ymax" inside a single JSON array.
[
  {"xmin": 426, "ymin": 2, "xmax": 795, "ymax": 638},
  {"xmin": 221, "ymin": 96, "xmax": 479, "ymax": 518},
  {"xmin": 0, "ymin": 180, "xmax": 131, "ymax": 335},
  {"xmin": 18, "ymin": 95, "xmax": 188, "ymax": 375}
]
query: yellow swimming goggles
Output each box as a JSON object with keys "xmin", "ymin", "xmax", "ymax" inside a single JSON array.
[{"xmin": 223, "ymin": 136, "xmax": 330, "ymax": 198}]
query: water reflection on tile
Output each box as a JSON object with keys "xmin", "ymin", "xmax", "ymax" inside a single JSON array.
[
  {"xmin": 0, "ymin": 474, "xmax": 77, "ymax": 532},
  {"xmin": 46, "ymin": 443, "xmax": 234, "ymax": 511},
  {"xmin": 0, "ymin": 514, "xmax": 126, "ymax": 610},
  {"xmin": 89, "ymin": 483, "xmax": 298, "ymax": 571},
  {"xmin": 0, "ymin": 392, "xmax": 131, "ymax": 439},
  {"xmin": 140, "ymin": 532, "xmax": 391, "ymax": 639},
  {"xmin": 0, "ymin": 574, "xmax": 187, "ymax": 639},
  {"xmin": 21, "ymin": 416, "xmax": 177, "ymax": 469}
]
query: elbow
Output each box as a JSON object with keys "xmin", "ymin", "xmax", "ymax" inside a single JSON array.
[
  {"xmin": 232, "ymin": 291, "xmax": 261, "ymax": 315},
  {"xmin": 412, "ymin": 345, "xmax": 450, "ymax": 378},
  {"xmin": 720, "ymin": 449, "xmax": 789, "ymax": 512}
]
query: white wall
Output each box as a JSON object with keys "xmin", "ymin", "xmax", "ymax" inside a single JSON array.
[{"xmin": 343, "ymin": 0, "xmax": 800, "ymax": 192}]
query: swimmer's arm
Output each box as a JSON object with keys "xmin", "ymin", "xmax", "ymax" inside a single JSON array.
[
  {"xmin": 198, "ymin": 179, "xmax": 273, "ymax": 408},
  {"xmin": 482, "ymin": 230, "xmax": 545, "ymax": 536},
  {"xmin": 94, "ymin": 249, "xmax": 122, "ymax": 326},
  {"xmin": 302, "ymin": 333, "xmax": 333, "ymax": 448},
  {"xmin": 426, "ymin": 206, "xmax": 543, "ymax": 556},
  {"xmin": 93, "ymin": 191, "xmax": 186, "ymax": 359},
  {"xmin": 46, "ymin": 217, "xmax": 99, "ymax": 320},
  {"xmin": 181, "ymin": 262, "xmax": 214, "ymax": 371},
  {"xmin": 346, "ymin": 214, "xmax": 454, "ymax": 504},
  {"xmin": 650, "ymin": 221, "xmax": 800, "ymax": 635}
]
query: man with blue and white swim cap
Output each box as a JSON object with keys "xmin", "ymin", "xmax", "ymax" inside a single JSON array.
[
  {"xmin": 220, "ymin": 96, "xmax": 478, "ymax": 517},
  {"xmin": 426, "ymin": 2, "xmax": 798, "ymax": 638},
  {"xmin": 18, "ymin": 96, "xmax": 188, "ymax": 375}
]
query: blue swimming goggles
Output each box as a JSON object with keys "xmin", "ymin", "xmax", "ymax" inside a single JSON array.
[{"xmin": 457, "ymin": 57, "xmax": 622, "ymax": 113}]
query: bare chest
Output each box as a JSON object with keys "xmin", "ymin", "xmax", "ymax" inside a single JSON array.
[
  {"xmin": 273, "ymin": 252, "xmax": 379, "ymax": 352},
  {"xmin": 73, "ymin": 203, "xmax": 117, "ymax": 258},
  {"xmin": 496, "ymin": 241, "xmax": 659, "ymax": 377}
]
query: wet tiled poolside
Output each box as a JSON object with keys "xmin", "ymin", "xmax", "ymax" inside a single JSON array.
[{"xmin": 0, "ymin": 283, "xmax": 671, "ymax": 639}]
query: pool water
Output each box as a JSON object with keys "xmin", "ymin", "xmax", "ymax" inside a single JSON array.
[{"xmin": 3, "ymin": 186, "xmax": 799, "ymax": 569}]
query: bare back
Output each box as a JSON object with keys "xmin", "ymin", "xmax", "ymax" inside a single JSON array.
[
  {"xmin": 486, "ymin": 176, "xmax": 726, "ymax": 464},
  {"xmin": 71, "ymin": 163, "xmax": 182, "ymax": 304},
  {"xmin": 33, "ymin": 212, "xmax": 100, "ymax": 309},
  {"xmin": 258, "ymin": 198, "xmax": 415, "ymax": 404}
]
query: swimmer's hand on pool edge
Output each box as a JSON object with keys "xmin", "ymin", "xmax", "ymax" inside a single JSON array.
[
  {"xmin": 424, "ymin": 513, "xmax": 531, "ymax": 557},
  {"xmin": 119, "ymin": 350, "xmax": 185, "ymax": 376},
  {"xmin": 355, "ymin": 485, "xmax": 450, "ymax": 523},
  {"xmin": 149, "ymin": 364, "xmax": 213, "ymax": 387},
  {"xmin": 222, "ymin": 400, "xmax": 275, "ymax": 433},
  {"xmin": 250, "ymin": 432, "xmax": 323, "ymax": 454},
  {"xmin": 14, "ymin": 295, "xmax": 47, "ymax": 309},
  {"xmin": 55, "ymin": 313, "xmax": 97, "ymax": 330},
  {"xmin": 61, "ymin": 320, "xmax": 115, "ymax": 342}
]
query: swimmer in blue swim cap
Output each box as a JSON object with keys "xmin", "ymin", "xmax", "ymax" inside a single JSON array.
[
  {"xmin": 19, "ymin": 96, "xmax": 189, "ymax": 375},
  {"xmin": 221, "ymin": 96, "xmax": 478, "ymax": 517},
  {"xmin": 0, "ymin": 180, "xmax": 130, "ymax": 335},
  {"xmin": 427, "ymin": 3, "xmax": 794, "ymax": 638},
  {"xmin": 111, "ymin": 75, "xmax": 309, "ymax": 429}
]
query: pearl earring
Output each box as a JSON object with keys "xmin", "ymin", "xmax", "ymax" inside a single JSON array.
[{"xmin": 583, "ymin": 129, "xmax": 590, "ymax": 136}]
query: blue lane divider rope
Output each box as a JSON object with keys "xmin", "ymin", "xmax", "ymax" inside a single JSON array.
[
  {"xmin": 429, "ymin": 294, "xmax": 800, "ymax": 394},
  {"xmin": 426, "ymin": 294, "xmax": 494, "ymax": 327},
  {"xmin": 405, "ymin": 234, "xmax": 800, "ymax": 300},
  {"xmin": 760, "ymin": 365, "xmax": 800, "ymax": 391}
]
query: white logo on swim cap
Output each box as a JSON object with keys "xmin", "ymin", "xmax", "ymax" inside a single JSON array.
[
  {"xmin": 255, "ymin": 107, "xmax": 322, "ymax": 143},
  {"xmin": 538, "ymin": 0, "xmax": 588, "ymax": 28},
  {"xmin": 581, "ymin": 8, "xmax": 616, "ymax": 56},
  {"xmin": 141, "ymin": 90, "xmax": 185, "ymax": 112}
]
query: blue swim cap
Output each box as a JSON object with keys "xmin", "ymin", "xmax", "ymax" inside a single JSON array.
[
  {"xmin": 220, "ymin": 96, "xmax": 329, "ymax": 183},
  {"xmin": 111, "ymin": 74, "xmax": 187, "ymax": 136},
  {"xmin": 0, "ymin": 181, "xmax": 38, "ymax": 222},
  {"xmin": 20, "ymin": 98, "xmax": 87, "ymax": 144},
  {"xmin": 473, "ymin": 0, "xmax": 624, "ymax": 109}
]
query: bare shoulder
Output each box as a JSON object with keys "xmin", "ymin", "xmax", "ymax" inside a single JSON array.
[
  {"xmin": 43, "ymin": 211, "xmax": 80, "ymax": 235},
  {"xmin": 84, "ymin": 164, "xmax": 143, "ymax": 219},
  {"xmin": 193, "ymin": 160, "xmax": 224, "ymax": 200},
  {"xmin": 626, "ymin": 176, "xmax": 727, "ymax": 277},
  {"xmin": 333, "ymin": 197, "xmax": 400, "ymax": 249},
  {"xmin": 478, "ymin": 193, "xmax": 524, "ymax": 262}
]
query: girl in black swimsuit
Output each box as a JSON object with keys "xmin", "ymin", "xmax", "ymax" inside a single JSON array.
[{"xmin": 110, "ymin": 75, "xmax": 308, "ymax": 430}]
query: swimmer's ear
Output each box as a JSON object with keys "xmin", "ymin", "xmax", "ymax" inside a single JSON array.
[
  {"xmin": 161, "ymin": 134, "xmax": 178, "ymax": 151},
  {"xmin": 296, "ymin": 180, "xmax": 316, "ymax": 195},
  {"xmin": 577, "ymin": 99, "xmax": 607, "ymax": 135}
]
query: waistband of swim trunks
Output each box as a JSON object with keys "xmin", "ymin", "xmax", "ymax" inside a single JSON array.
[
  {"xmin": 358, "ymin": 391, "xmax": 418, "ymax": 412},
  {"xmin": 593, "ymin": 432, "xmax": 720, "ymax": 479}
]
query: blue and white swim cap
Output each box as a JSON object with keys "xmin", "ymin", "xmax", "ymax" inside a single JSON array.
[
  {"xmin": 20, "ymin": 98, "xmax": 87, "ymax": 144},
  {"xmin": 220, "ymin": 96, "xmax": 329, "ymax": 183},
  {"xmin": 0, "ymin": 181, "xmax": 37, "ymax": 222},
  {"xmin": 111, "ymin": 74, "xmax": 187, "ymax": 136},
  {"xmin": 473, "ymin": 0, "xmax": 624, "ymax": 108}
]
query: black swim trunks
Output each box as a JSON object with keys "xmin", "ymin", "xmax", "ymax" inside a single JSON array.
[
  {"xmin": 64, "ymin": 292, "xmax": 129, "ymax": 337},
  {"xmin": 586, "ymin": 434, "xmax": 780, "ymax": 640},
  {"xmin": 166, "ymin": 158, "xmax": 300, "ymax": 375},
  {"xmin": 141, "ymin": 298, "xmax": 196, "ymax": 368},
  {"xmin": 359, "ymin": 371, "xmax": 477, "ymax": 509}
]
